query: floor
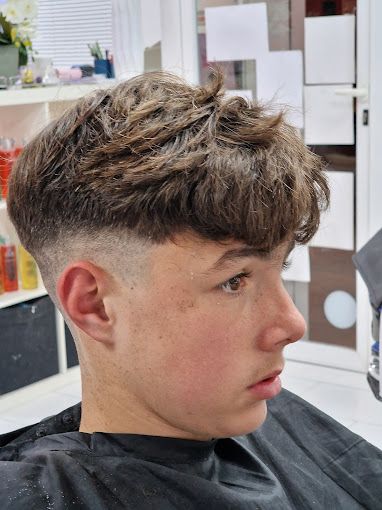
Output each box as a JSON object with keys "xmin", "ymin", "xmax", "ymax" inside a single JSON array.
[{"xmin": 0, "ymin": 360, "xmax": 381, "ymax": 450}]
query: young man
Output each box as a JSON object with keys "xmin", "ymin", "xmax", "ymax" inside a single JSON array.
[{"xmin": 1, "ymin": 71, "xmax": 381, "ymax": 509}]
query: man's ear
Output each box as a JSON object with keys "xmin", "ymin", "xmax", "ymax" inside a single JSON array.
[{"xmin": 57, "ymin": 261, "xmax": 114, "ymax": 344}]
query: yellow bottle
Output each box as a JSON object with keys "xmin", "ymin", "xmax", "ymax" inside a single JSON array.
[{"xmin": 19, "ymin": 245, "xmax": 38, "ymax": 290}]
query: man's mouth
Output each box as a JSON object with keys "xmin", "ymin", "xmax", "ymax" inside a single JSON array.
[{"xmin": 248, "ymin": 370, "xmax": 283, "ymax": 400}]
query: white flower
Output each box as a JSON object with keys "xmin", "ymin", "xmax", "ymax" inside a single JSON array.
[
  {"xmin": 18, "ymin": 19, "xmax": 36, "ymax": 39},
  {"xmin": 19, "ymin": 0, "xmax": 37, "ymax": 20},
  {"xmin": 1, "ymin": 0, "xmax": 37, "ymax": 25},
  {"xmin": 1, "ymin": 1, "xmax": 25, "ymax": 24}
]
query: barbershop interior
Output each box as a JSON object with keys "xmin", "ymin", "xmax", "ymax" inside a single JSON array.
[{"xmin": 0, "ymin": 0, "xmax": 382, "ymax": 452}]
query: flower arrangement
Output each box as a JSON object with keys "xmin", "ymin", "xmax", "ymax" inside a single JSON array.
[{"xmin": 0, "ymin": 0, "xmax": 38, "ymax": 65}]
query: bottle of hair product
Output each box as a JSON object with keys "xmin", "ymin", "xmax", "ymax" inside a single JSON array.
[
  {"xmin": 1, "ymin": 237, "xmax": 18, "ymax": 292},
  {"xmin": 19, "ymin": 244, "xmax": 38, "ymax": 290},
  {"xmin": 0, "ymin": 138, "xmax": 15, "ymax": 199}
]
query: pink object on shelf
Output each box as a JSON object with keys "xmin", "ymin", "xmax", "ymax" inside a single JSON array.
[
  {"xmin": 70, "ymin": 68, "xmax": 82, "ymax": 81},
  {"xmin": 55, "ymin": 67, "xmax": 83, "ymax": 82},
  {"xmin": 56, "ymin": 67, "xmax": 71, "ymax": 81}
]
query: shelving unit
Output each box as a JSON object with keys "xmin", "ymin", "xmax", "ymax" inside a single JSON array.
[
  {"xmin": 0, "ymin": 200, "xmax": 47, "ymax": 310},
  {"xmin": 0, "ymin": 82, "xmax": 115, "ymax": 107},
  {"xmin": 0, "ymin": 80, "xmax": 116, "ymax": 399},
  {"xmin": 0, "ymin": 287, "xmax": 48, "ymax": 310}
]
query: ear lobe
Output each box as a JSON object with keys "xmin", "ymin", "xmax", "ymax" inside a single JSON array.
[{"xmin": 57, "ymin": 262, "xmax": 113, "ymax": 344}]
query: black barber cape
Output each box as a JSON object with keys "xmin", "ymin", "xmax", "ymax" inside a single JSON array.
[{"xmin": 0, "ymin": 389, "xmax": 381, "ymax": 509}]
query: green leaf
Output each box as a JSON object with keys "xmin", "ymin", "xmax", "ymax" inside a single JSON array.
[
  {"xmin": 88, "ymin": 41, "xmax": 103, "ymax": 59},
  {"xmin": 0, "ymin": 35, "xmax": 11, "ymax": 44},
  {"xmin": 0, "ymin": 14, "xmax": 12, "ymax": 39},
  {"xmin": 18, "ymin": 44, "xmax": 27, "ymax": 66}
]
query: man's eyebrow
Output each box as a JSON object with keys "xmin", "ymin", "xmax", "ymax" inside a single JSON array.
[
  {"xmin": 205, "ymin": 239, "xmax": 297, "ymax": 275},
  {"xmin": 205, "ymin": 246, "xmax": 271, "ymax": 274}
]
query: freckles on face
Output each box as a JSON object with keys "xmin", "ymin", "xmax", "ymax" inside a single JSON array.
[
  {"xmin": 111, "ymin": 236, "xmax": 297, "ymax": 438},
  {"xmin": 133, "ymin": 241, "xmax": 265, "ymax": 393},
  {"xmin": 154, "ymin": 292, "xmax": 251, "ymax": 399}
]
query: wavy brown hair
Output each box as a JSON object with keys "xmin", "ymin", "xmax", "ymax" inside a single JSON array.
[{"xmin": 8, "ymin": 70, "xmax": 328, "ymax": 279}]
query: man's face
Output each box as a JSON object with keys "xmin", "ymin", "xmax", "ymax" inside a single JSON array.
[{"xmin": 112, "ymin": 233, "xmax": 306, "ymax": 439}]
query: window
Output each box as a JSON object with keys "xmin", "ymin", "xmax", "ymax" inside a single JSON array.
[{"xmin": 33, "ymin": 0, "xmax": 113, "ymax": 67}]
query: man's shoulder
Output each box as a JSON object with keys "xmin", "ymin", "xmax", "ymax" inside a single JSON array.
[
  {"xmin": 0, "ymin": 402, "xmax": 82, "ymax": 450},
  {"xmin": 0, "ymin": 431, "xmax": 87, "ymax": 510},
  {"xmin": 0, "ymin": 402, "xmax": 84, "ymax": 508},
  {"xmin": 0, "ymin": 402, "xmax": 91, "ymax": 479},
  {"xmin": 0, "ymin": 425, "xmax": 91, "ymax": 478}
]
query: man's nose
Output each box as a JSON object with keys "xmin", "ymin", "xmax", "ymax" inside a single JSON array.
[{"xmin": 256, "ymin": 287, "xmax": 306, "ymax": 352}]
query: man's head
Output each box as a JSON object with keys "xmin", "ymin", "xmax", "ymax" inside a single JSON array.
[{"xmin": 8, "ymin": 71, "xmax": 328, "ymax": 439}]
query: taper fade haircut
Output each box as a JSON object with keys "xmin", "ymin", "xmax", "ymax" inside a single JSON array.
[{"xmin": 8, "ymin": 70, "xmax": 329, "ymax": 285}]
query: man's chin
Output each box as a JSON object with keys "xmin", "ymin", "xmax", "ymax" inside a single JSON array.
[{"xmin": 211, "ymin": 401, "xmax": 268, "ymax": 438}]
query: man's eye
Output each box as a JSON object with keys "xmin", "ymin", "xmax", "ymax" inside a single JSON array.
[{"xmin": 220, "ymin": 273, "xmax": 249, "ymax": 294}]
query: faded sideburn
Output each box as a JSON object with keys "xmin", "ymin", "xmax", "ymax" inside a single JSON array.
[{"xmin": 7, "ymin": 70, "xmax": 329, "ymax": 267}]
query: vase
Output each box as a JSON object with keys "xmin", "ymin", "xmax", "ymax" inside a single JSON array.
[
  {"xmin": 94, "ymin": 58, "xmax": 115, "ymax": 79},
  {"xmin": 0, "ymin": 45, "xmax": 19, "ymax": 78}
]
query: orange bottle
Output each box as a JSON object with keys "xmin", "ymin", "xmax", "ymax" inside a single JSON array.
[
  {"xmin": 0, "ymin": 138, "xmax": 15, "ymax": 200},
  {"xmin": 1, "ymin": 238, "xmax": 18, "ymax": 292}
]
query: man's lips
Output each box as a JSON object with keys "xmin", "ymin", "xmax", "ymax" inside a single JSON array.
[
  {"xmin": 258, "ymin": 369, "xmax": 283, "ymax": 384},
  {"xmin": 247, "ymin": 369, "xmax": 283, "ymax": 400}
]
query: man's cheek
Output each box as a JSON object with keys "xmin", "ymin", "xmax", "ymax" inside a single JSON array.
[
  {"xmin": 164, "ymin": 328, "xmax": 236, "ymax": 383},
  {"xmin": 164, "ymin": 357, "xmax": 228, "ymax": 409}
]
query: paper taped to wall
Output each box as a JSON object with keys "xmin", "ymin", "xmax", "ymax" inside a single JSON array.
[
  {"xmin": 304, "ymin": 85, "xmax": 354, "ymax": 145},
  {"xmin": 141, "ymin": 0, "xmax": 161, "ymax": 49},
  {"xmin": 310, "ymin": 170, "xmax": 354, "ymax": 251},
  {"xmin": 304, "ymin": 15, "xmax": 355, "ymax": 84},
  {"xmin": 256, "ymin": 50, "xmax": 303, "ymax": 128},
  {"xmin": 205, "ymin": 3, "xmax": 269, "ymax": 62}
]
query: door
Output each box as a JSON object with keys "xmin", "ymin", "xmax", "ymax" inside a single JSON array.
[{"xmin": 195, "ymin": 0, "xmax": 371, "ymax": 371}]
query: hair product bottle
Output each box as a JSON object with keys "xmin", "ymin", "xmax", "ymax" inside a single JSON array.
[
  {"xmin": 19, "ymin": 244, "xmax": 38, "ymax": 290},
  {"xmin": 1, "ymin": 237, "xmax": 18, "ymax": 292},
  {"xmin": 0, "ymin": 138, "xmax": 15, "ymax": 200},
  {"xmin": 0, "ymin": 138, "xmax": 23, "ymax": 200}
]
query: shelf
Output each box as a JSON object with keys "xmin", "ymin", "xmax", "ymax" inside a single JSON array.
[
  {"xmin": 0, "ymin": 80, "xmax": 116, "ymax": 107},
  {"xmin": 0, "ymin": 286, "xmax": 48, "ymax": 309},
  {"xmin": 0, "ymin": 200, "xmax": 48, "ymax": 308}
]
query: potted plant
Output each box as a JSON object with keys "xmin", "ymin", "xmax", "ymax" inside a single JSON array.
[
  {"xmin": 88, "ymin": 41, "xmax": 114, "ymax": 79},
  {"xmin": 0, "ymin": 0, "xmax": 38, "ymax": 78}
]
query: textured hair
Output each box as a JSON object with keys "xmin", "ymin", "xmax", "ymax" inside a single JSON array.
[{"xmin": 8, "ymin": 70, "xmax": 328, "ymax": 281}]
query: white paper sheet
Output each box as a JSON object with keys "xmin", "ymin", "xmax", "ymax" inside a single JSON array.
[
  {"xmin": 205, "ymin": 3, "xmax": 269, "ymax": 62},
  {"xmin": 310, "ymin": 171, "xmax": 354, "ymax": 251},
  {"xmin": 225, "ymin": 89, "xmax": 253, "ymax": 101},
  {"xmin": 256, "ymin": 50, "xmax": 303, "ymax": 128},
  {"xmin": 304, "ymin": 85, "xmax": 354, "ymax": 145},
  {"xmin": 282, "ymin": 245, "xmax": 311, "ymax": 283},
  {"xmin": 305, "ymin": 15, "xmax": 355, "ymax": 84}
]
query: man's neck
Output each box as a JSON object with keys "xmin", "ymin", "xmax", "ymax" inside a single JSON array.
[{"xmin": 79, "ymin": 386, "xmax": 211, "ymax": 440}]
